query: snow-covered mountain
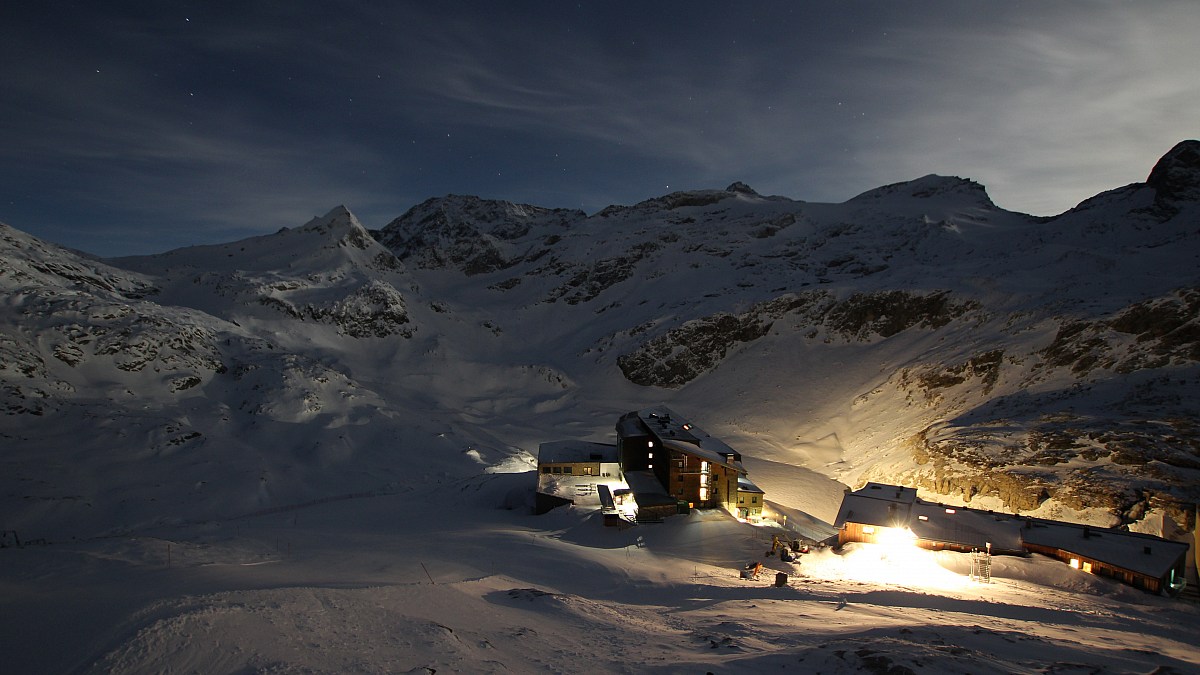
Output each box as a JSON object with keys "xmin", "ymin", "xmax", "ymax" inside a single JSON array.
[
  {"xmin": 4, "ymin": 141, "xmax": 1200, "ymax": 674},
  {"xmin": 2, "ymin": 141, "xmax": 1198, "ymax": 544}
]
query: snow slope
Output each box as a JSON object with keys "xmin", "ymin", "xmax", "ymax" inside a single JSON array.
[{"xmin": 3, "ymin": 479, "xmax": 1198, "ymax": 673}]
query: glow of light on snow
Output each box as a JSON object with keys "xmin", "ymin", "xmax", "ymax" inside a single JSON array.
[{"xmin": 803, "ymin": 528, "xmax": 971, "ymax": 591}]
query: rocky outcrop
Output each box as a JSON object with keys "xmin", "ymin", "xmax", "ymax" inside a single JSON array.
[
  {"xmin": 543, "ymin": 241, "xmax": 660, "ymax": 305},
  {"xmin": 305, "ymin": 280, "xmax": 413, "ymax": 338},
  {"xmin": 377, "ymin": 195, "xmax": 583, "ymax": 275},
  {"xmin": 618, "ymin": 290, "xmax": 980, "ymax": 387},
  {"xmin": 1040, "ymin": 288, "xmax": 1200, "ymax": 374},
  {"xmin": 1146, "ymin": 139, "xmax": 1200, "ymax": 214}
]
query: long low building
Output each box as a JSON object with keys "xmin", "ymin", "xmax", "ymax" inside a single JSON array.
[{"xmin": 833, "ymin": 483, "xmax": 1190, "ymax": 595}]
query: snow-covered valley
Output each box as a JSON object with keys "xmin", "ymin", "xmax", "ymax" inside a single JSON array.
[{"xmin": 2, "ymin": 140, "xmax": 1199, "ymax": 672}]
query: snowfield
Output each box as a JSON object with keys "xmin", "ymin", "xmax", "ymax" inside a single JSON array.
[{"xmin": 3, "ymin": 476, "xmax": 1197, "ymax": 673}]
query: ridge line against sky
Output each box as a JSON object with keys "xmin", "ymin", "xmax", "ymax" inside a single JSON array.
[{"xmin": 1, "ymin": 1, "xmax": 1197, "ymax": 257}]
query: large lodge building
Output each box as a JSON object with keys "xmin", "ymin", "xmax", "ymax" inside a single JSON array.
[{"xmin": 536, "ymin": 407, "xmax": 765, "ymax": 523}]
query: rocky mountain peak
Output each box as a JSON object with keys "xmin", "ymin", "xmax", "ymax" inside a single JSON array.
[
  {"xmin": 849, "ymin": 174, "xmax": 996, "ymax": 209},
  {"xmin": 725, "ymin": 181, "xmax": 759, "ymax": 195},
  {"xmin": 1146, "ymin": 139, "xmax": 1200, "ymax": 203},
  {"xmin": 294, "ymin": 204, "xmax": 375, "ymax": 250}
]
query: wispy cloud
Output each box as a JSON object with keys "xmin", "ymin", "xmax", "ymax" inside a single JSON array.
[{"xmin": 1, "ymin": 1, "xmax": 1196, "ymax": 254}]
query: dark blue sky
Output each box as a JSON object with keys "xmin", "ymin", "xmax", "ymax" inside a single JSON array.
[{"xmin": 2, "ymin": 1, "xmax": 1197, "ymax": 256}]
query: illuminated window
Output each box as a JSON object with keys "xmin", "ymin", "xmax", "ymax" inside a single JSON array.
[
  {"xmin": 1082, "ymin": 562, "xmax": 1093, "ymax": 574},
  {"xmin": 647, "ymin": 452, "xmax": 653, "ymax": 459},
  {"xmin": 584, "ymin": 467, "xmax": 593, "ymax": 475},
  {"xmin": 647, "ymin": 441, "xmax": 654, "ymax": 448},
  {"xmin": 701, "ymin": 461, "xmax": 708, "ymax": 473},
  {"xmin": 917, "ymin": 515, "xmax": 929, "ymax": 521},
  {"xmin": 1069, "ymin": 558, "xmax": 1080, "ymax": 569},
  {"xmin": 945, "ymin": 508, "xmax": 956, "ymax": 514},
  {"xmin": 862, "ymin": 526, "xmax": 876, "ymax": 534},
  {"xmin": 699, "ymin": 487, "xmax": 708, "ymax": 501}
]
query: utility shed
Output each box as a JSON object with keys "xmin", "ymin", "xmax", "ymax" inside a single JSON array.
[{"xmin": 1021, "ymin": 520, "xmax": 1190, "ymax": 594}]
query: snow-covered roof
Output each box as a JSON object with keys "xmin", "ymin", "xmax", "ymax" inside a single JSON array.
[
  {"xmin": 659, "ymin": 438, "xmax": 742, "ymax": 472},
  {"xmin": 623, "ymin": 470, "xmax": 677, "ymax": 507},
  {"xmin": 832, "ymin": 483, "xmax": 917, "ymax": 529},
  {"xmin": 537, "ymin": 440, "xmax": 618, "ymax": 464},
  {"xmin": 835, "ymin": 483, "xmax": 1189, "ymax": 576},
  {"xmin": 1021, "ymin": 520, "xmax": 1189, "ymax": 579},
  {"xmin": 909, "ymin": 502, "xmax": 1025, "ymax": 553},
  {"xmin": 737, "ymin": 476, "xmax": 764, "ymax": 494}
]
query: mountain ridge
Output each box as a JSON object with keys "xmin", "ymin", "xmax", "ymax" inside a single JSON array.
[{"xmin": 1, "ymin": 140, "xmax": 1197, "ymax": 542}]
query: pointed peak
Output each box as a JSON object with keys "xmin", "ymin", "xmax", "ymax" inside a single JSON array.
[
  {"xmin": 725, "ymin": 181, "xmax": 759, "ymax": 195},
  {"xmin": 300, "ymin": 205, "xmax": 365, "ymax": 233},
  {"xmin": 324, "ymin": 204, "xmax": 355, "ymax": 220}
]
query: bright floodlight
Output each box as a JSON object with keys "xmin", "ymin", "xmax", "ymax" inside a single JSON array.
[{"xmin": 804, "ymin": 526, "xmax": 970, "ymax": 590}]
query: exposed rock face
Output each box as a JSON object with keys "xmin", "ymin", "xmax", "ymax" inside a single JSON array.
[
  {"xmin": 848, "ymin": 174, "xmax": 997, "ymax": 209},
  {"xmin": 866, "ymin": 287, "xmax": 1200, "ymax": 524},
  {"xmin": 617, "ymin": 290, "xmax": 980, "ymax": 387},
  {"xmin": 825, "ymin": 291, "xmax": 979, "ymax": 341},
  {"xmin": 304, "ymin": 280, "xmax": 413, "ymax": 338},
  {"xmin": 1147, "ymin": 139, "xmax": 1200, "ymax": 207},
  {"xmin": 1040, "ymin": 288, "xmax": 1200, "ymax": 374},
  {"xmin": 377, "ymin": 195, "xmax": 584, "ymax": 275},
  {"xmin": 543, "ymin": 242, "xmax": 660, "ymax": 305},
  {"xmin": 905, "ymin": 413, "xmax": 1200, "ymax": 527}
]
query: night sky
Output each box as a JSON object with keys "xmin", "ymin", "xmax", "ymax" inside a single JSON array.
[{"xmin": 2, "ymin": 2, "xmax": 1197, "ymax": 257}]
